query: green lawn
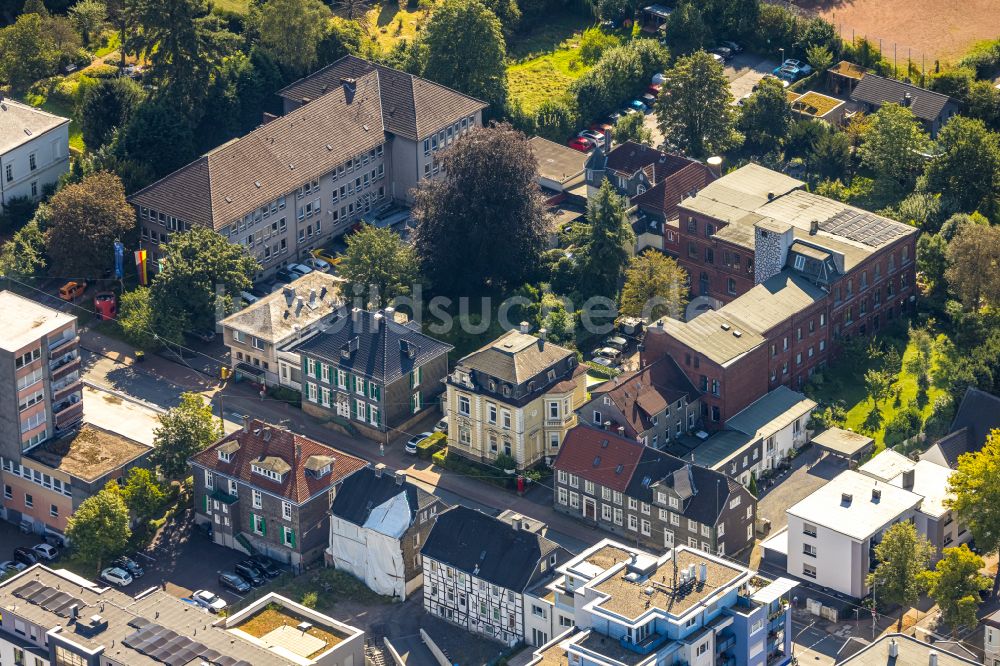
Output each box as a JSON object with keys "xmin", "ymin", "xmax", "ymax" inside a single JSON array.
[
  {"xmin": 39, "ymin": 97, "xmax": 84, "ymax": 154},
  {"xmin": 506, "ymin": 12, "xmax": 595, "ymax": 114},
  {"xmin": 212, "ymin": 0, "xmax": 251, "ymax": 13},
  {"xmin": 367, "ymin": 1, "xmax": 432, "ymax": 52},
  {"xmin": 811, "ymin": 326, "xmax": 948, "ymax": 452}
]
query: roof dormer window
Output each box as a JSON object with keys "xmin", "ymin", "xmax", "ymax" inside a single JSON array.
[
  {"xmin": 251, "ymin": 464, "xmax": 285, "ymax": 482},
  {"xmin": 218, "ymin": 451, "xmax": 231, "ymax": 462}
]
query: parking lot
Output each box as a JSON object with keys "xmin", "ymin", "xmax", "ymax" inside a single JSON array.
[
  {"xmin": 757, "ymin": 445, "xmax": 847, "ymax": 534},
  {"xmin": 725, "ymin": 52, "xmax": 780, "ymax": 102}
]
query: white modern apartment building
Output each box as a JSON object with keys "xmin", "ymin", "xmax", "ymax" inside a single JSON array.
[{"xmin": 0, "ymin": 98, "xmax": 70, "ymax": 208}]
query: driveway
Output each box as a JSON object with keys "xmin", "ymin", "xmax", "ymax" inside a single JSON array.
[
  {"xmin": 725, "ymin": 53, "xmax": 780, "ymax": 103},
  {"xmin": 757, "ymin": 445, "xmax": 848, "ymax": 534}
]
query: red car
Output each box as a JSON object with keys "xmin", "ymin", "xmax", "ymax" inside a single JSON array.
[
  {"xmin": 567, "ymin": 136, "xmax": 594, "ymax": 152},
  {"xmin": 589, "ymin": 121, "xmax": 613, "ymax": 133}
]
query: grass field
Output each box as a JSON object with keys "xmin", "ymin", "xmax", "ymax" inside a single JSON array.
[
  {"xmin": 366, "ymin": 2, "xmax": 431, "ymax": 52},
  {"xmin": 212, "ymin": 0, "xmax": 251, "ymax": 13},
  {"xmin": 506, "ymin": 12, "xmax": 594, "ymax": 114},
  {"xmin": 39, "ymin": 97, "xmax": 84, "ymax": 154}
]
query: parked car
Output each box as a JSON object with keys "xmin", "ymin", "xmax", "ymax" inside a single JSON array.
[
  {"xmin": 274, "ymin": 267, "xmax": 297, "ymax": 284},
  {"xmin": 605, "ymin": 336, "xmax": 628, "ymax": 351},
  {"xmin": 310, "ymin": 248, "xmax": 341, "ymax": 266},
  {"xmin": 32, "ymin": 544, "xmax": 58, "ymax": 561},
  {"xmin": 219, "ymin": 572, "xmax": 252, "ymax": 594},
  {"xmin": 113, "ymin": 556, "xmax": 144, "ymax": 578},
  {"xmin": 594, "ymin": 347, "xmax": 623, "ymax": 364},
  {"xmin": 286, "ymin": 263, "xmax": 313, "ymax": 278},
  {"xmin": 191, "ymin": 330, "xmax": 216, "ymax": 342},
  {"xmin": 180, "ymin": 597, "xmax": 208, "ymax": 612},
  {"xmin": 607, "ymin": 111, "xmax": 623, "ymax": 125},
  {"xmin": 406, "ymin": 432, "xmax": 433, "ymax": 455},
  {"xmin": 722, "ymin": 40, "xmax": 742, "ymax": 53},
  {"xmin": 641, "ymin": 93, "xmax": 657, "ymax": 107},
  {"xmin": 234, "ymin": 561, "xmax": 266, "ymax": 587},
  {"xmin": 709, "ymin": 53, "xmax": 725, "ymax": 65},
  {"xmin": 239, "ymin": 290, "xmax": 259, "ymax": 306},
  {"xmin": 589, "ymin": 121, "xmax": 613, "ymax": 133},
  {"xmin": 590, "ymin": 356, "xmax": 618, "ymax": 369},
  {"xmin": 43, "ymin": 533, "xmax": 65, "ymax": 548},
  {"xmin": 433, "ymin": 417, "xmax": 448, "ymax": 433},
  {"xmin": 58, "ymin": 281, "xmax": 86, "ymax": 301},
  {"xmin": 13, "ymin": 547, "xmax": 38, "ymax": 566},
  {"xmin": 577, "ymin": 130, "xmax": 605, "ymax": 148},
  {"xmin": 192, "ymin": 589, "xmax": 227, "ymax": 613},
  {"xmin": 710, "ymin": 46, "xmax": 733, "ymax": 61},
  {"xmin": 0, "ymin": 560, "xmax": 26, "ymax": 574},
  {"xmin": 652, "ymin": 72, "xmax": 666, "ymax": 85},
  {"xmin": 250, "ymin": 555, "xmax": 282, "ymax": 578},
  {"xmin": 93, "ymin": 291, "xmax": 117, "ymax": 320},
  {"xmin": 567, "ymin": 136, "xmax": 593, "ymax": 153},
  {"xmin": 629, "ymin": 99, "xmax": 648, "ymax": 113},
  {"xmin": 100, "ymin": 567, "xmax": 133, "ymax": 587},
  {"xmin": 772, "ymin": 59, "xmax": 812, "ymax": 80},
  {"xmin": 302, "ymin": 257, "xmax": 331, "ymax": 273}
]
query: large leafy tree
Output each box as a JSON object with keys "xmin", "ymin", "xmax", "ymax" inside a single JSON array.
[
  {"xmin": 866, "ymin": 521, "xmax": 933, "ymax": 626},
  {"xmin": 0, "ymin": 220, "xmax": 47, "ymax": 278},
  {"xmin": 65, "ymin": 484, "xmax": 131, "ymax": 570},
  {"xmin": 68, "ymin": 0, "xmax": 107, "ymax": 45},
  {"xmin": 656, "ymin": 51, "xmax": 739, "ymax": 158},
  {"xmin": 80, "ymin": 77, "xmax": 144, "ymax": 151},
  {"xmin": 120, "ymin": 97, "xmax": 197, "ymax": 180},
  {"xmin": 619, "ymin": 250, "xmax": 688, "ymax": 321},
  {"xmin": 665, "ymin": 0, "xmax": 708, "ymax": 56},
  {"xmin": 151, "ymin": 392, "xmax": 222, "ymax": 480},
  {"xmin": 45, "ymin": 172, "xmax": 136, "ymax": 278},
  {"xmin": 117, "ymin": 287, "xmax": 160, "ymax": 349},
  {"xmin": 738, "ymin": 75, "xmax": 792, "ymax": 152},
  {"xmin": 150, "ymin": 226, "xmax": 259, "ymax": 336},
  {"xmin": 614, "ymin": 112, "xmax": 652, "ymax": 145},
  {"xmin": 944, "ymin": 223, "xmax": 1000, "ymax": 311},
  {"xmin": 924, "ymin": 116, "xmax": 1000, "ymax": 217},
  {"xmin": 0, "ymin": 14, "xmax": 58, "ymax": 94},
  {"xmin": 422, "ymin": 0, "xmax": 507, "ymax": 115},
  {"xmin": 581, "ymin": 180, "xmax": 635, "ymax": 299},
  {"xmin": 258, "ymin": 0, "xmax": 330, "ymax": 75},
  {"xmin": 195, "ymin": 49, "xmax": 284, "ymax": 152},
  {"xmin": 121, "ymin": 467, "xmax": 166, "ymax": 523},
  {"xmin": 919, "ymin": 545, "xmax": 991, "ymax": 632},
  {"xmin": 857, "ymin": 103, "xmax": 929, "ymax": 187},
  {"xmin": 413, "ymin": 123, "xmax": 548, "ymax": 294},
  {"xmin": 340, "ymin": 224, "xmax": 419, "ymax": 308},
  {"xmin": 946, "ymin": 431, "xmax": 1000, "ymax": 595}
]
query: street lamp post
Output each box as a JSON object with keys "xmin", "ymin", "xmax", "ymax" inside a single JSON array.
[{"xmin": 780, "ymin": 47, "xmax": 785, "ymax": 64}]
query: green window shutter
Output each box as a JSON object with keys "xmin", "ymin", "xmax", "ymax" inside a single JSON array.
[
  {"xmin": 204, "ymin": 495, "xmax": 209, "ymax": 513},
  {"xmin": 290, "ymin": 529, "xmax": 295, "ymax": 548},
  {"xmin": 410, "ymin": 394, "xmax": 415, "ymax": 412},
  {"xmin": 349, "ymin": 374, "xmax": 355, "ymax": 392},
  {"xmin": 374, "ymin": 384, "xmax": 381, "ymax": 401},
  {"xmin": 261, "ymin": 517, "xmax": 266, "ymax": 536}
]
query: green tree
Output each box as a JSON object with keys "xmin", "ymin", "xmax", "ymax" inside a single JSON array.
[
  {"xmin": 665, "ymin": 0, "xmax": 708, "ymax": 56},
  {"xmin": 738, "ymin": 75, "xmax": 792, "ymax": 152},
  {"xmin": 916, "ymin": 232, "xmax": 948, "ymax": 297},
  {"xmin": 45, "ymin": 172, "xmax": 136, "ymax": 278},
  {"xmin": 967, "ymin": 80, "xmax": 1000, "ymax": 129},
  {"xmin": 944, "ymin": 223, "xmax": 1000, "ymax": 311},
  {"xmin": 413, "ymin": 123, "xmax": 547, "ymax": 293},
  {"xmin": 919, "ymin": 545, "xmax": 991, "ymax": 632},
  {"xmin": 721, "ymin": 0, "xmax": 758, "ymax": 39},
  {"xmin": 947, "ymin": 431, "xmax": 1000, "ymax": 594},
  {"xmin": 120, "ymin": 97, "xmax": 197, "ymax": 180},
  {"xmin": 422, "ymin": 0, "xmax": 507, "ymax": 115},
  {"xmin": 68, "ymin": 0, "xmax": 107, "ymax": 45},
  {"xmin": 151, "ymin": 226, "xmax": 259, "ymax": 336},
  {"xmin": 151, "ymin": 392, "xmax": 222, "ymax": 480},
  {"xmin": 857, "ymin": 103, "xmax": 929, "ymax": 187},
  {"xmin": 0, "ymin": 220, "xmax": 47, "ymax": 278},
  {"xmin": 0, "ymin": 14, "xmax": 58, "ymax": 94},
  {"xmin": 65, "ymin": 484, "xmax": 131, "ymax": 569},
  {"xmin": 340, "ymin": 224, "xmax": 419, "ymax": 307},
  {"xmin": 317, "ymin": 16, "xmax": 368, "ymax": 66},
  {"xmin": 580, "ymin": 180, "xmax": 635, "ymax": 299},
  {"xmin": 619, "ymin": 250, "xmax": 688, "ymax": 321},
  {"xmin": 121, "ymin": 467, "xmax": 165, "ymax": 523},
  {"xmin": 578, "ymin": 26, "xmax": 620, "ymax": 65},
  {"xmin": 867, "ymin": 521, "xmax": 933, "ymax": 625},
  {"xmin": 864, "ymin": 368, "xmax": 892, "ymax": 411},
  {"xmin": 259, "ymin": 0, "xmax": 330, "ymax": 75},
  {"xmin": 805, "ymin": 44, "xmax": 833, "ymax": 73},
  {"xmin": 924, "ymin": 116, "xmax": 1000, "ymax": 217},
  {"xmin": 656, "ymin": 51, "xmax": 739, "ymax": 158},
  {"xmin": 80, "ymin": 77, "xmax": 144, "ymax": 151},
  {"xmin": 532, "ymin": 99, "xmax": 578, "ymax": 143},
  {"xmin": 117, "ymin": 287, "xmax": 159, "ymax": 349},
  {"xmin": 614, "ymin": 112, "xmax": 652, "ymax": 145},
  {"xmin": 479, "ymin": 0, "xmax": 520, "ymax": 36},
  {"xmin": 808, "ymin": 128, "xmax": 850, "ymax": 180}
]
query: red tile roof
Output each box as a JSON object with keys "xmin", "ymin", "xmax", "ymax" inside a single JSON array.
[
  {"xmin": 189, "ymin": 419, "xmax": 368, "ymax": 503},
  {"xmin": 633, "ymin": 162, "xmax": 716, "ymax": 220},
  {"xmin": 589, "ymin": 358, "xmax": 698, "ymax": 438},
  {"xmin": 552, "ymin": 425, "xmax": 644, "ymax": 492}
]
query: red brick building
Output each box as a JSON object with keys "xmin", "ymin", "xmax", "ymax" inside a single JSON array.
[{"xmin": 642, "ymin": 163, "xmax": 918, "ymax": 427}]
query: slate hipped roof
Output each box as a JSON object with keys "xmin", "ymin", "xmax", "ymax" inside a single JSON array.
[
  {"xmin": 457, "ymin": 329, "xmax": 575, "ymax": 385},
  {"xmin": 331, "ymin": 466, "xmax": 438, "ymax": 527},
  {"xmin": 289, "ymin": 308, "xmax": 453, "ymax": 384},
  {"xmin": 850, "ymin": 73, "xmax": 956, "ymax": 123},
  {"xmin": 589, "ymin": 357, "xmax": 699, "ymax": 438},
  {"xmin": 920, "ymin": 387, "xmax": 1000, "ymax": 468},
  {"xmin": 189, "ymin": 418, "xmax": 368, "ymax": 503},
  {"xmin": 421, "ymin": 506, "xmax": 561, "ymax": 591},
  {"xmin": 278, "ymin": 54, "xmax": 487, "ymax": 142},
  {"xmin": 588, "ymin": 141, "xmax": 695, "ymax": 182},
  {"xmin": 0, "ymin": 99, "xmax": 69, "ymax": 155}
]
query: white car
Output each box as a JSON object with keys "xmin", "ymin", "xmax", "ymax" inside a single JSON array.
[
  {"xmin": 0, "ymin": 560, "xmax": 26, "ymax": 574},
  {"xmin": 303, "ymin": 257, "xmax": 331, "ymax": 273},
  {"xmin": 286, "ymin": 263, "xmax": 313, "ymax": 277},
  {"xmin": 32, "ymin": 543, "xmax": 58, "ymax": 561},
  {"xmin": 192, "ymin": 589, "xmax": 227, "ymax": 613},
  {"xmin": 100, "ymin": 567, "xmax": 133, "ymax": 587},
  {"xmin": 405, "ymin": 432, "xmax": 433, "ymax": 455},
  {"xmin": 652, "ymin": 72, "xmax": 666, "ymax": 85}
]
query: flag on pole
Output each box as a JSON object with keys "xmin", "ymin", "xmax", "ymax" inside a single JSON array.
[
  {"xmin": 134, "ymin": 249, "xmax": 148, "ymax": 286},
  {"xmin": 114, "ymin": 241, "xmax": 124, "ymax": 279}
]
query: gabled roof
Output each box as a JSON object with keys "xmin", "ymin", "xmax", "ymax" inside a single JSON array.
[
  {"xmin": 921, "ymin": 387, "xmax": 1000, "ymax": 468},
  {"xmin": 589, "ymin": 357, "xmax": 699, "ymax": 437},
  {"xmin": 289, "ymin": 309, "xmax": 452, "ymax": 384},
  {"xmin": 600, "ymin": 142, "xmax": 694, "ymax": 182},
  {"xmin": 457, "ymin": 329, "xmax": 575, "ymax": 385},
  {"xmin": 330, "ymin": 466, "xmax": 439, "ymax": 527},
  {"xmin": 0, "ymin": 99, "xmax": 69, "ymax": 155},
  {"xmin": 130, "ymin": 70, "xmax": 386, "ymax": 229},
  {"xmin": 552, "ymin": 424, "xmax": 645, "ymax": 492},
  {"xmin": 189, "ymin": 419, "xmax": 367, "ymax": 503},
  {"xmin": 851, "ymin": 73, "xmax": 956, "ymax": 123},
  {"xmin": 724, "ymin": 386, "xmax": 816, "ymax": 441},
  {"xmin": 220, "ymin": 272, "xmax": 344, "ymax": 343},
  {"xmin": 278, "ymin": 55, "xmax": 487, "ymax": 141},
  {"xmin": 420, "ymin": 506, "xmax": 561, "ymax": 591},
  {"xmin": 627, "ymin": 445, "xmax": 742, "ymax": 525},
  {"xmin": 632, "ymin": 161, "xmax": 716, "ymax": 220}
]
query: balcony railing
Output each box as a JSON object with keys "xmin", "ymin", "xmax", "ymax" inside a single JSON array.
[
  {"xmin": 54, "ymin": 397, "xmax": 82, "ymax": 418},
  {"xmin": 52, "ymin": 374, "xmax": 81, "ymax": 399},
  {"xmin": 716, "ymin": 637, "xmax": 736, "ymax": 653},
  {"xmin": 48, "ymin": 333, "xmax": 78, "ymax": 354},
  {"xmin": 619, "ymin": 631, "xmax": 668, "ymax": 656}
]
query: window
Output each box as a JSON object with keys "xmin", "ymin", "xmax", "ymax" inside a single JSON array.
[
  {"xmin": 803, "ymin": 522, "xmax": 817, "ymax": 537},
  {"xmin": 557, "ymin": 488, "xmax": 568, "ymax": 505},
  {"xmin": 803, "ymin": 563, "xmax": 817, "ymax": 578},
  {"xmin": 4, "ymin": 163, "xmax": 11, "ymax": 181},
  {"xmin": 641, "ymin": 519, "xmax": 651, "ymax": 536},
  {"xmin": 24, "ymin": 493, "xmax": 33, "ymax": 508},
  {"xmin": 29, "ymin": 152, "xmax": 37, "ymax": 171},
  {"xmin": 547, "ymin": 401, "xmax": 559, "ymax": 420},
  {"xmin": 459, "ymin": 395, "xmax": 471, "ymax": 416},
  {"xmin": 55, "ymin": 646, "xmax": 88, "ymax": 666},
  {"xmin": 3, "ymin": 484, "xmax": 11, "ymax": 500},
  {"xmin": 487, "ymin": 403, "xmax": 497, "ymax": 424},
  {"xmin": 252, "ymin": 489, "xmax": 262, "ymax": 509},
  {"xmin": 803, "ymin": 543, "xmax": 817, "ymax": 557},
  {"xmin": 728, "ymin": 278, "xmax": 736, "ymax": 295},
  {"xmin": 614, "ymin": 508, "xmax": 623, "ymax": 525},
  {"xmin": 282, "ymin": 526, "xmax": 296, "ymax": 547},
  {"xmin": 282, "ymin": 501, "xmax": 292, "ymax": 520},
  {"xmin": 501, "ymin": 409, "xmax": 511, "ymax": 429},
  {"xmin": 50, "ymin": 504, "xmax": 58, "ymax": 517},
  {"xmin": 729, "ymin": 496, "xmax": 741, "ymax": 509}
]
